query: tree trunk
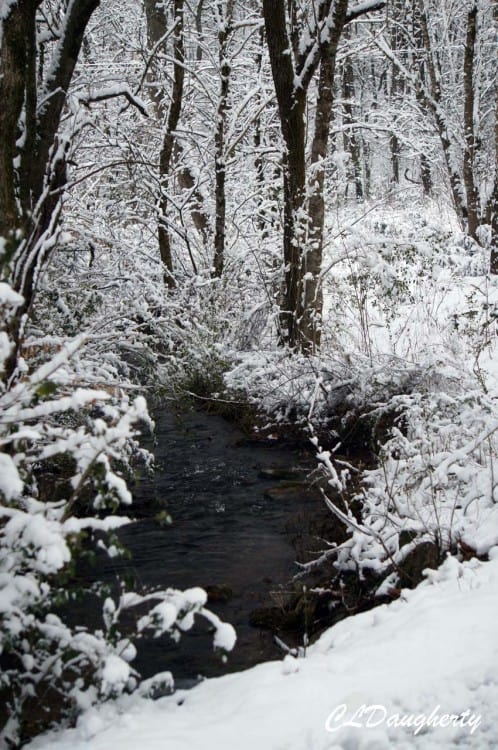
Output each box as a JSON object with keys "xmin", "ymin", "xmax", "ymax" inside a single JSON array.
[
  {"xmin": 489, "ymin": 178, "xmax": 498, "ymax": 275},
  {"xmin": 144, "ymin": 0, "xmax": 185, "ymax": 287},
  {"xmin": 254, "ymin": 25, "xmax": 268, "ymax": 237},
  {"xmin": 0, "ymin": 0, "xmax": 100, "ymax": 382},
  {"xmin": 0, "ymin": 3, "xmax": 36, "ymax": 242},
  {"xmin": 420, "ymin": 152, "xmax": 432, "ymax": 195},
  {"xmin": 306, "ymin": 0, "xmax": 349, "ymax": 353},
  {"xmin": 263, "ymin": 0, "xmax": 384, "ymax": 351},
  {"xmin": 388, "ymin": 0, "xmax": 402, "ymax": 184},
  {"xmin": 213, "ymin": 0, "xmax": 234, "ymax": 278},
  {"xmin": 462, "ymin": 3, "xmax": 479, "ymax": 240},
  {"xmin": 489, "ymin": 68, "xmax": 498, "ymax": 274},
  {"xmin": 262, "ymin": 0, "xmax": 307, "ymax": 348}
]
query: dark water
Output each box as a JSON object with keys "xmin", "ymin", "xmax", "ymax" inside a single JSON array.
[{"xmin": 76, "ymin": 406, "xmax": 319, "ymax": 686}]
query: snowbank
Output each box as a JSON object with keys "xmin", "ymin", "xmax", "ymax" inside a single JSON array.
[{"xmin": 30, "ymin": 552, "xmax": 498, "ymax": 750}]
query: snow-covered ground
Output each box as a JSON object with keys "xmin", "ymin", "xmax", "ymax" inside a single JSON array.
[{"xmin": 30, "ymin": 552, "xmax": 498, "ymax": 750}]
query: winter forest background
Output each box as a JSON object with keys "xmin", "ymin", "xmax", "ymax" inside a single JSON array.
[{"xmin": 1, "ymin": 0, "xmax": 498, "ymax": 747}]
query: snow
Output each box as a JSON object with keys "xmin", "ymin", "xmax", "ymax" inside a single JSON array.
[
  {"xmin": 0, "ymin": 453, "xmax": 23, "ymax": 500},
  {"xmin": 211, "ymin": 620, "xmax": 237, "ymax": 652},
  {"xmin": 347, "ymin": 0, "xmax": 385, "ymax": 21},
  {"xmin": 28, "ymin": 553, "xmax": 498, "ymax": 750},
  {"xmin": 100, "ymin": 654, "xmax": 131, "ymax": 697},
  {"xmin": 0, "ymin": 332, "xmax": 13, "ymax": 369},
  {"xmin": 0, "ymin": 282, "xmax": 23, "ymax": 308}
]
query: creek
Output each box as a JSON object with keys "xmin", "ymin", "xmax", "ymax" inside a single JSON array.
[{"xmin": 73, "ymin": 405, "xmax": 346, "ymax": 688}]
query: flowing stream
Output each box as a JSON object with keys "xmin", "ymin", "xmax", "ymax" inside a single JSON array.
[{"xmin": 74, "ymin": 405, "xmax": 324, "ymax": 687}]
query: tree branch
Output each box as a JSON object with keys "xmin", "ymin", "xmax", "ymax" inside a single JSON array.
[
  {"xmin": 34, "ymin": 0, "xmax": 101, "ymax": 200},
  {"xmin": 79, "ymin": 86, "xmax": 149, "ymax": 117},
  {"xmin": 346, "ymin": 0, "xmax": 385, "ymax": 24}
]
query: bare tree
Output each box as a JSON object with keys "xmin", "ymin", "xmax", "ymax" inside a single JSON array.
[
  {"xmin": 213, "ymin": 0, "xmax": 235, "ymax": 278},
  {"xmin": 144, "ymin": 0, "xmax": 185, "ymax": 287},
  {"xmin": 262, "ymin": 0, "xmax": 385, "ymax": 353}
]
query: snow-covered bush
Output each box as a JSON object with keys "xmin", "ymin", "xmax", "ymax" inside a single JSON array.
[
  {"xmin": 0, "ymin": 283, "xmax": 235, "ymax": 746},
  {"xmin": 321, "ymin": 201, "xmax": 486, "ymax": 360},
  {"xmin": 224, "ymin": 343, "xmax": 461, "ymax": 448},
  {"xmin": 153, "ymin": 268, "xmax": 271, "ymax": 399},
  {"xmin": 318, "ymin": 385, "xmax": 498, "ymax": 592}
]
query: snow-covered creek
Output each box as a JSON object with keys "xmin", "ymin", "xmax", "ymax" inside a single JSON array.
[{"xmin": 72, "ymin": 406, "xmax": 323, "ymax": 686}]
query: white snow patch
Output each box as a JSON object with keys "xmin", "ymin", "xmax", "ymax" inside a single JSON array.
[
  {"xmin": 0, "ymin": 453, "xmax": 23, "ymax": 500},
  {"xmin": 0, "ymin": 282, "xmax": 23, "ymax": 308},
  {"xmin": 28, "ymin": 555, "xmax": 498, "ymax": 750}
]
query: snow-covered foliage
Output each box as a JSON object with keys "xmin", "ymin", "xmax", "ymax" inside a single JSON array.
[
  {"xmin": 223, "ymin": 198, "xmax": 498, "ymax": 598},
  {"xmin": 225, "ymin": 202, "xmax": 489, "ymax": 412},
  {"xmin": 1, "ymin": 0, "xmax": 497, "ymax": 745},
  {"xmin": 323, "ymin": 388, "xmax": 498, "ymax": 586},
  {"xmin": 0, "ymin": 283, "xmax": 235, "ymax": 746}
]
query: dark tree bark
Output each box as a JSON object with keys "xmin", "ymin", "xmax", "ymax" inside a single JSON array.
[
  {"xmin": 213, "ymin": 0, "xmax": 235, "ymax": 279},
  {"xmin": 157, "ymin": 1, "xmax": 184, "ymax": 288},
  {"xmin": 263, "ymin": 0, "xmax": 384, "ymax": 352},
  {"xmin": 195, "ymin": 0, "xmax": 204, "ymax": 62},
  {"xmin": 0, "ymin": 0, "xmax": 100, "ymax": 381},
  {"xmin": 388, "ymin": 0, "xmax": 404, "ymax": 184},
  {"xmin": 253, "ymin": 24, "xmax": 267, "ymax": 236},
  {"xmin": 145, "ymin": 0, "xmax": 209, "ymax": 278},
  {"xmin": 489, "ymin": 78, "xmax": 498, "ymax": 274},
  {"xmin": 144, "ymin": 0, "xmax": 185, "ymax": 287},
  {"xmin": 0, "ymin": 2, "xmax": 38, "ymax": 241},
  {"xmin": 462, "ymin": 2, "xmax": 479, "ymax": 240},
  {"xmin": 262, "ymin": 0, "xmax": 307, "ymax": 349},
  {"xmin": 420, "ymin": 152, "xmax": 433, "ymax": 195}
]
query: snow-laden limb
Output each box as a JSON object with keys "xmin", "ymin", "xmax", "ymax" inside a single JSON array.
[
  {"xmin": 76, "ymin": 85, "xmax": 149, "ymax": 118},
  {"xmin": 0, "ymin": 307, "xmax": 147, "ymax": 743}
]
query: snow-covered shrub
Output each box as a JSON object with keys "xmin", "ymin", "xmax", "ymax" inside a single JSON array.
[
  {"xmin": 321, "ymin": 202, "xmax": 481, "ymax": 360},
  {"xmin": 0, "ymin": 283, "xmax": 235, "ymax": 746},
  {"xmin": 224, "ymin": 350, "xmax": 328, "ymax": 425},
  {"xmin": 451, "ymin": 276, "xmax": 498, "ymax": 384},
  {"xmin": 156, "ymin": 268, "xmax": 271, "ymax": 399},
  {"xmin": 319, "ymin": 386, "xmax": 498, "ymax": 591},
  {"xmin": 300, "ymin": 202, "xmax": 498, "ymax": 591},
  {"xmin": 36, "ymin": 212, "xmax": 275, "ymax": 402},
  {"xmin": 224, "ymin": 342, "xmax": 462, "ymax": 448}
]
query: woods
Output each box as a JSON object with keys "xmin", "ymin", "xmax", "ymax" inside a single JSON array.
[
  {"xmin": 2, "ymin": 0, "xmax": 497, "ymax": 365},
  {"xmin": 1, "ymin": 0, "xmax": 498, "ymax": 746}
]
